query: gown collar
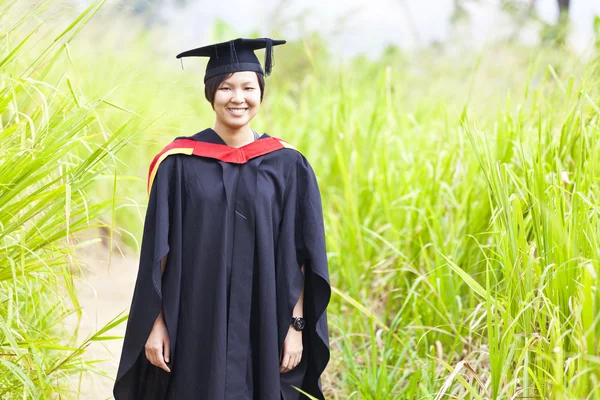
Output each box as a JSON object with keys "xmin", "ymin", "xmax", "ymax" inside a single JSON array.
[
  {"xmin": 189, "ymin": 128, "xmax": 269, "ymax": 148},
  {"xmin": 147, "ymin": 128, "xmax": 296, "ymax": 196}
]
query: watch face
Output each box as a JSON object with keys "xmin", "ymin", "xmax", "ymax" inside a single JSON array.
[{"xmin": 293, "ymin": 317, "xmax": 305, "ymax": 330}]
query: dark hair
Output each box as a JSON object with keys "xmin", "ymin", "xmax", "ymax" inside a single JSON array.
[{"xmin": 204, "ymin": 72, "xmax": 265, "ymax": 108}]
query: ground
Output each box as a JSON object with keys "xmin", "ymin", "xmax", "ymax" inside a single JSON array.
[{"xmin": 68, "ymin": 229, "xmax": 139, "ymax": 399}]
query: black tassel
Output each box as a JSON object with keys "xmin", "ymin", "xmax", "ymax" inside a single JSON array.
[{"xmin": 264, "ymin": 38, "xmax": 273, "ymax": 76}]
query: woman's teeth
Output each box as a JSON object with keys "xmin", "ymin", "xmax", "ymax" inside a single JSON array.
[{"xmin": 228, "ymin": 108, "xmax": 247, "ymax": 115}]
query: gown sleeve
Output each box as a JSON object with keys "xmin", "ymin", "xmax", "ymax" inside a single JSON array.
[
  {"xmin": 114, "ymin": 155, "xmax": 184, "ymax": 400},
  {"xmin": 293, "ymin": 153, "xmax": 332, "ymax": 400}
]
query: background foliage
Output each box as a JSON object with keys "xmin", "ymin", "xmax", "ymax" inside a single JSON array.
[{"xmin": 1, "ymin": 0, "xmax": 599, "ymax": 398}]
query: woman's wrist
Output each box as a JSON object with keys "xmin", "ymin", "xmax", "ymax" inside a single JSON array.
[{"xmin": 154, "ymin": 309, "xmax": 165, "ymax": 325}]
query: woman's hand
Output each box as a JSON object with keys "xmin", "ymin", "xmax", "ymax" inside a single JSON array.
[
  {"xmin": 145, "ymin": 311, "xmax": 171, "ymax": 372},
  {"xmin": 280, "ymin": 326, "xmax": 303, "ymax": 373}
]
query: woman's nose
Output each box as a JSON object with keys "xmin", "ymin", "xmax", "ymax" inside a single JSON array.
[{"xmin": 231, "ymin": 89, "xmax": 244, "ymax": 103}]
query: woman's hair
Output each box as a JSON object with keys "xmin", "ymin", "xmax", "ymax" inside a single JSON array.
[{"xmin": 204, "ymin": 72, "xmax": 265, "ymax": 108}]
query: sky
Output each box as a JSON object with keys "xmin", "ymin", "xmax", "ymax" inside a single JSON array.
[{"xmin": 151, "ymin": 0, "xmax": 600, "ymax": 58}]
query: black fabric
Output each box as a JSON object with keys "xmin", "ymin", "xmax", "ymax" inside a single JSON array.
[
  {"xmin": 114, "ymin": 128, "xmax": 331, "ymax": 400},
  {"xmin": 175, "ymin": 38, "xmax": 286, "ymax": 82}
]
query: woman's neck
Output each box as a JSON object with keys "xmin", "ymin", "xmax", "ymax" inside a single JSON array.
[{"xmin": 212, "ymin": 123, "xmax": 255, "ymax": 148}]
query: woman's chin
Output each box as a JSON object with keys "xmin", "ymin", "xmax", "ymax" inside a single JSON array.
[
  {"xmin": 221, "ymin": 117, "xmax": 252, "ymax": 130},
  {"xmin": 231, "ymin": 122, "xmax": 248, "ymax": 129}
]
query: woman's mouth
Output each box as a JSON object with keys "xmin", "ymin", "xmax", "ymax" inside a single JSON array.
[{"xmin": 227, "ymin": 107, "xmax": 248, "ymax": 116}]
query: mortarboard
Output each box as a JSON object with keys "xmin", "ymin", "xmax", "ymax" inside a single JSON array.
[{"xmin": 176, "ymin": 38, "xmax": 286, "ymax": 82}]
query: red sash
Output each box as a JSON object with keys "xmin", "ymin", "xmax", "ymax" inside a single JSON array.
[{"xmin": 147, "ymin": 137, "xmax": 296, "ymax": 195}]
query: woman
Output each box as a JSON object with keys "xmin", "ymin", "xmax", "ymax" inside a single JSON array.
[{"xmin": 113, "ymin": 38, "xmax": 331, "ymax": 400}]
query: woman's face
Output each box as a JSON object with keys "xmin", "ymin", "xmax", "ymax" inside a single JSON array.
[{"xmin": 213, "ymin": 71, "xmax": 261, "ymax": 130}]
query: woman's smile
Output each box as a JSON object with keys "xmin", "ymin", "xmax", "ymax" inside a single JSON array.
[{"xmin": 227, "ymin": 107, "xmax": 248, "ymax": 116}]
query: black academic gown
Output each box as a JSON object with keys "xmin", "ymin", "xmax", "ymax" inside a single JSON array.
[{"xmin": 113, "ymin": 128, "xmax": 331, "ymax": 400}]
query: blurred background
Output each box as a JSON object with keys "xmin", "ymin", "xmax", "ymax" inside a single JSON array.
[
  {"xmin": 75, "ymin": 0, "xmax": 600, "ymax": 55},
  {"xmin": 1, "ymin": 0, "xmax": 600, "ymax": 399}
]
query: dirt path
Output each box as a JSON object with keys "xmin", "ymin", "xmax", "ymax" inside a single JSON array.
[{"xmin": 69, "ymin": 230, "xmax": 139, "ymax": 399}]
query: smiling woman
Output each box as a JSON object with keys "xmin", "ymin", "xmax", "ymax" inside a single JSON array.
[
  {"xmin": 209, "ymin": 71, "xmax": 265, "ymax": 142},
  {"xmin": 205, "ymin": 71, "xmax": 265, "ymax": 107},
  {"xmin": 114, "ymin": 38, "xmax": 332, "ymax": 400}
]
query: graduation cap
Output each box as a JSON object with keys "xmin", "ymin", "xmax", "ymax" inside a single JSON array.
[{"xmin": 176, "ymin": 38, "xmax": 286, "ymax": 82}]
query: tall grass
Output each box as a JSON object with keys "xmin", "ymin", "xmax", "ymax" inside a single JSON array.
[
  {"xmin": 3, "ymin": 0, "xmax": 600, "ymax": 398},
  {"xmin": 70, "ymin": 15, "xmax": 599, "ymax": 397},
  {"xmin": 0, "ymin": 0, "xmax": 131, "ymax": 397},
  {"xmin": 323, "ymin": 58, "xmax": 600, "ymax": 398},
  {"xmin": 77, "ymin": 35, "xmax": 597, "ymax": 397}
]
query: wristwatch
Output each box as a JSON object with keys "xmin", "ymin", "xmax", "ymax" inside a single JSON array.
[{"xmin": 291, "ymin": 316, "xmax": 305, "ymax": 331}]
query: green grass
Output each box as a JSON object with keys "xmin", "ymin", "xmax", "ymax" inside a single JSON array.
[
  {"xmin": 0, "ymin": 0, "xmax": 133, "ymax": 397},
  {"xmin": 68, "ymin": 16, "xmax": 600, "ymax": 400},
  {"xmin": 98, "ymin": 41, "xmax": 598, "ymax": 397},
  {"xmin": 2, "ymin": 0, "xmax": 600, "ymax": 398}
]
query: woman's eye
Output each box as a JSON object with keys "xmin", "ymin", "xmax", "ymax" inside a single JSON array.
[
  {"xmin": 220, "ymin": 87, "xmax": 231, "ymax": 91},
  {"xmin": 244, "ymin": 87, "xmax": 255, "ymax": 91}
]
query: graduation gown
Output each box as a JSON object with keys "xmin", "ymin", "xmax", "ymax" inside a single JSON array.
[{"xmin": 113, "ymin": 128, "xmax": 331, "ymax": 400}]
